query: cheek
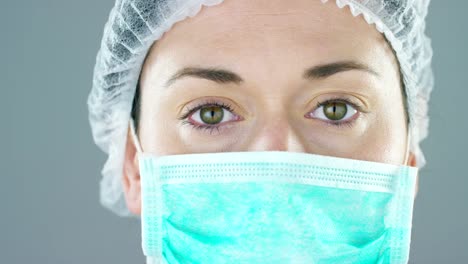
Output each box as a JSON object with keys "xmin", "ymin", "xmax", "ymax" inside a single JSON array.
[
  {"xmin": 297, "ymin": 107, "xmax": 407, "ymax": 165},
  {"xmin": 177, "ymin": 125, "xmax": 244, "ymax": 153},
  {"xmin": 340, "ymin": 112, "xmax": 408, "ymax": 165},
  {"xmin": 352, "ymin": 130, "xmax": 407, "ymax": 165}
]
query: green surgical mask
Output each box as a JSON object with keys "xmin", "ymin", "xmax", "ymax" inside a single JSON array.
[{"xmin": 138, "ymin": 150, "xmax": 417, "ymax": 264}]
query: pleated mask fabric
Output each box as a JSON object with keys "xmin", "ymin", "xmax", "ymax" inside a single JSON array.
[{"xmin": 140, "ymin": 151, "xmax": 417, "ymax": 264}]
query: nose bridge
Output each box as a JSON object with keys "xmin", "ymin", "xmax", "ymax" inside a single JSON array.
[{"xmin": 248, "ymin": 111, "xmax": 306, "ymax": 152}]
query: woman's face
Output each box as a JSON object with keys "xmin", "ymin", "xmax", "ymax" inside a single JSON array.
[{"xmin": 130, "ymin": 0, "xmax": 413, "ymax": 170}]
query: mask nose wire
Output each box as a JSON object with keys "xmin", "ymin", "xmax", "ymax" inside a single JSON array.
[{"xmin": 130, "ymin": 117, "xmax": 143, "ymax": 154}]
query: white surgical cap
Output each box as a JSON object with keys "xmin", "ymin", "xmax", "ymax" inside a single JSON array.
[{"xmin": 88, "ymin": 0, "xmax": 434, "ymax": 216}]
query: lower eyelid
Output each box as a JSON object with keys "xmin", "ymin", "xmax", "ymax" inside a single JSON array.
[
  {"xmin": 306, "ymin": 106, "xmax": 360, "ymax": 126},
  {"xmin": 183, "ymin": 121, "xmax": 236, "ymax": 136},
  {"xmin": 324, "ymin": 111, "xmax": 361, "ymax": 129}
]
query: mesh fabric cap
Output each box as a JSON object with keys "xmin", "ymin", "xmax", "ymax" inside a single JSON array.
[{"xmin": 88, "ymin": 0, "xmax": 433, "ymax": 216}]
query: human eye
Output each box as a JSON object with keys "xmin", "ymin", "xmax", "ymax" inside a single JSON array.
[
  {"xmin": 307, "ymin": 98, "xmax": 361, "ymax": 126},
  {"xmin": 177, "ymin": 99, "xmax": 242, "ymax": 134}
]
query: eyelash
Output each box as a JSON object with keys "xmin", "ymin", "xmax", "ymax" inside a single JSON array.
[
  {"xmin": 178, "ymin": 97, "xmax": 362, "ymax": 133},
  {"xmin": 177, "ymin": 100, "xmax": 237, "ymax": 134}
]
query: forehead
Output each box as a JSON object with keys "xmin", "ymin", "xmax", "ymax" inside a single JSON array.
[{"xmin": 144, "ymin": 0, "xmax": 396, "ymax": 84}]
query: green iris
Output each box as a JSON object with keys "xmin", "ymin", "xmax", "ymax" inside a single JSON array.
[
  {"xmin": 323, "ymin": 102, "xmax": 347, "ymax": 121},
  {"xmin": 200, "ymin": 106, "xmax": 224, "ymax": 124}
]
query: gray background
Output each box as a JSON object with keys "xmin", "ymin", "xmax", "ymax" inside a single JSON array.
[{"xmin": 1, "ymin": 1, "xmax": 466, "ymax": 263}]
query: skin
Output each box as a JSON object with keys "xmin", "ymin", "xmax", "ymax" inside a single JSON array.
[{"xmin": 122, "ymin": 0, "xmax": 417, "ymax": 214}]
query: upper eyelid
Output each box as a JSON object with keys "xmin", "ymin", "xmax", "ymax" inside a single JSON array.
[
  {"xmin": 315, "ymin": 98, "xmax": 362, "ymax": 111},
  {"xmin": 180, "ymin": 97, "xmax": 363, "ymax": 121},
  {"xmin": 180, "ymin": 101, "xmax": 236, "ymax": 121}
]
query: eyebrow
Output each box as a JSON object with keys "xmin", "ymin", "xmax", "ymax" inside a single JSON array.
[
  {"xmin": 165, "ymin": 67, "xmax": 243, "ymax": 87},
  {"xmin": 303, "ymin": 61, "xmax": 379, "ymax": 79},
  {"xmin": 164, "ymin": 61, "xmax": 379, "ymax": 87}
]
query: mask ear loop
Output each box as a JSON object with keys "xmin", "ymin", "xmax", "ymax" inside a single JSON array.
[
  {"xmin": 129, "ymin": 117, "xmax": 143, "ymax": 154},
  {"xmin": 403, "ymin": 131, "xmax": 411, "ymax": 166}
]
